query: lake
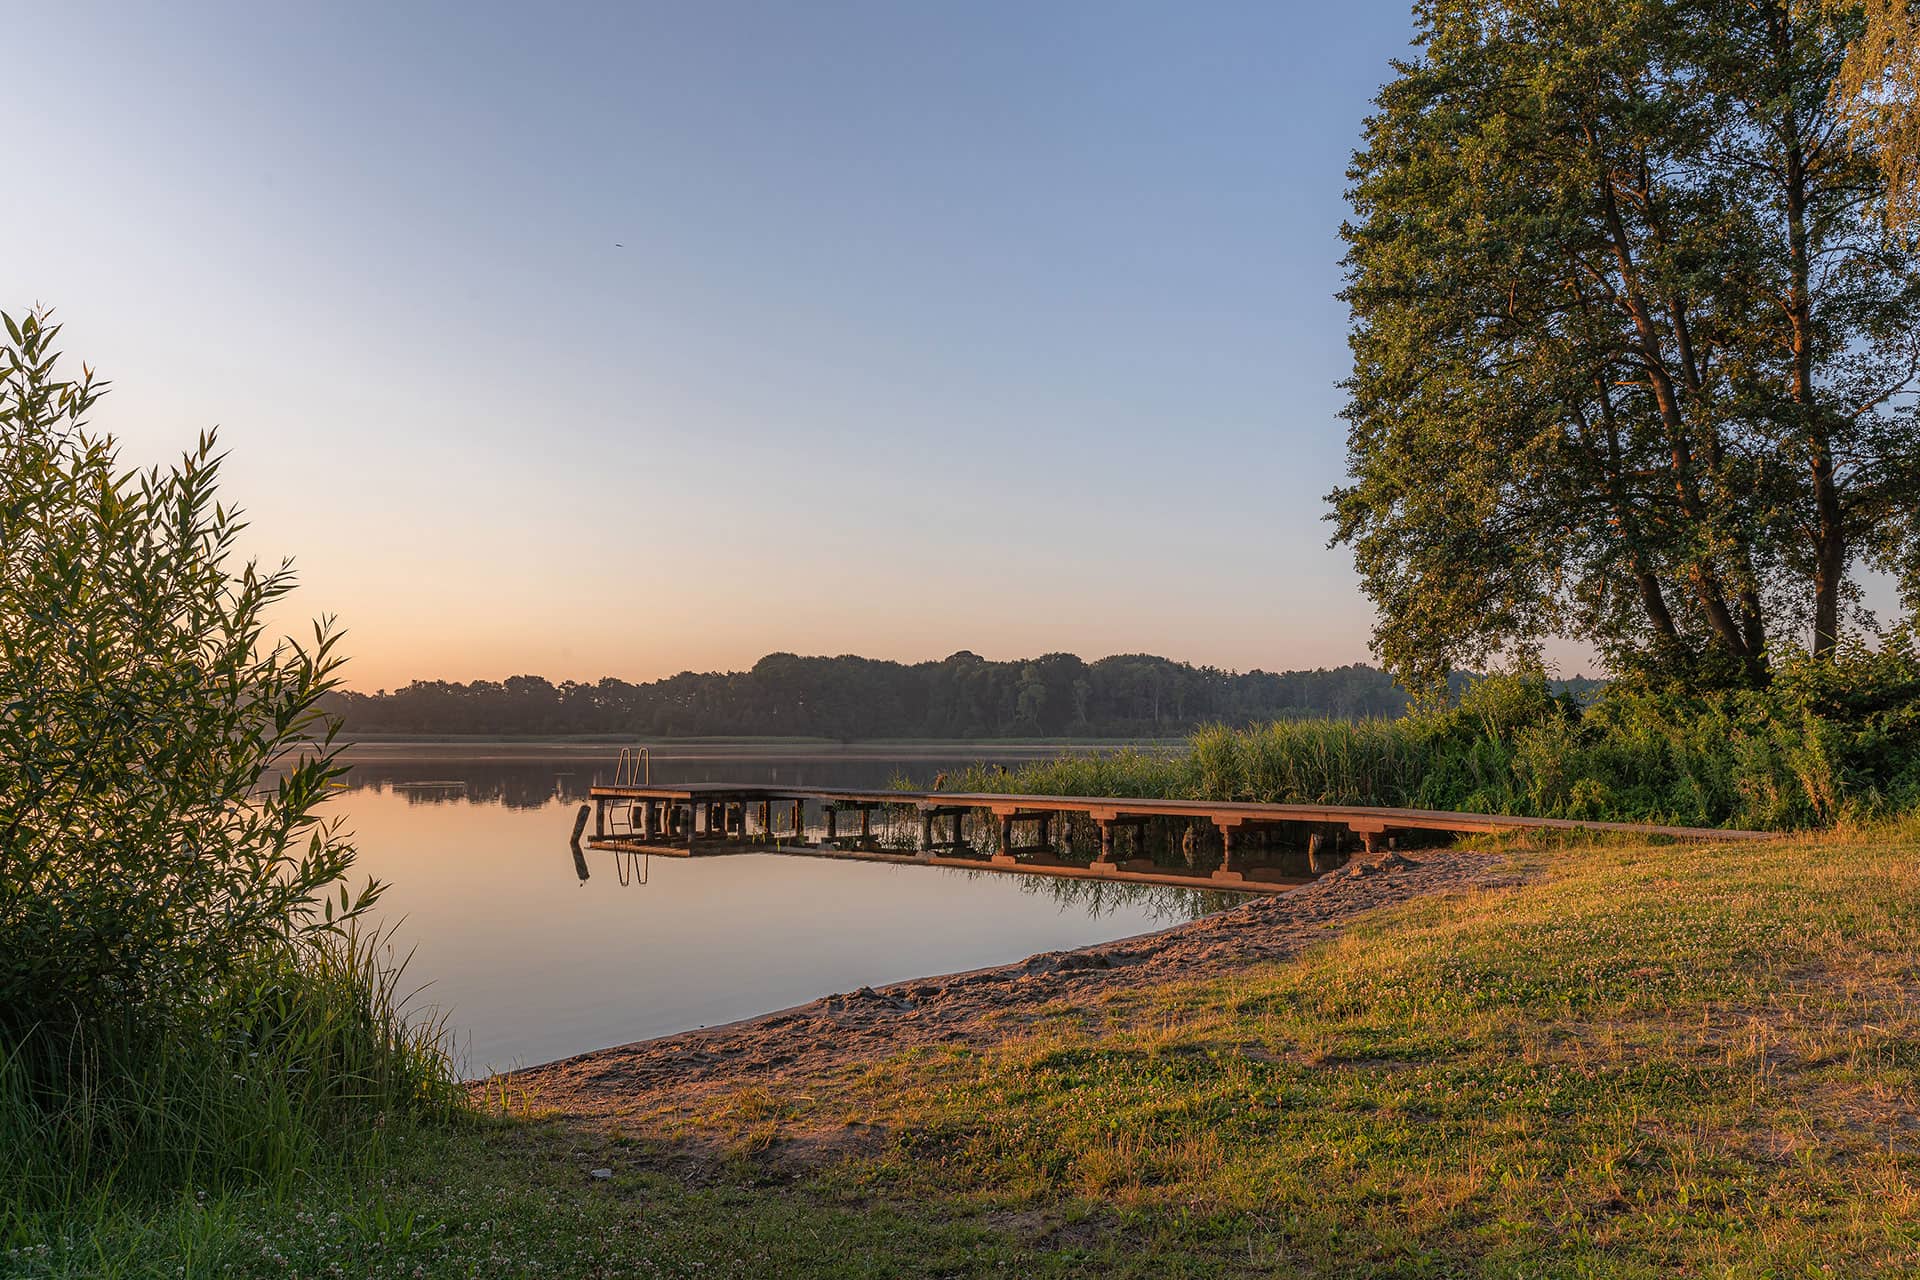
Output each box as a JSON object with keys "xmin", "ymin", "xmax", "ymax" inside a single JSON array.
[{"xmin": 337, "ymin": 742, "xmax": 1233, "ymax": 1073}]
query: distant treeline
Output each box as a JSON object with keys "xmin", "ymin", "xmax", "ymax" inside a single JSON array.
[{"xmin": 325, "ymin": 652, "xmax": 1570, "ymax": 740}]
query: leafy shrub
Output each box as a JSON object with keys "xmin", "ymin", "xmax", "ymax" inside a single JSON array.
[
  {"xmin": 0, "ymin": 310, "xmax": 454, "ymax": 1207},
  {"xmin": 0, "ymin": 310, "xmax": 371, "ymax": 1040}
]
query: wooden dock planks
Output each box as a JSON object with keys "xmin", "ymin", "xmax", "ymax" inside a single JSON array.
[
  {"xmin": 577, "ymin": 781, "xmax": 1776, "ymax": 895},
  {"xmin": 586, "ymin": 783, "xmax": 1778, "ymax": 844}
]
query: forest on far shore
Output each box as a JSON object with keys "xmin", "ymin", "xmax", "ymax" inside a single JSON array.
[{"xmin": 323, "ymin": 651, "xmax": 1597, "ymax": 740}]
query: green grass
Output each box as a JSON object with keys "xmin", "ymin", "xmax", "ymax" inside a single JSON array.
[
  {"xmin": 1, "ymin": 927, "xmax": 460, "ymax": 1225},
  {"xmin": 8, "ymin": 824, "xmax": 1920, "ymax": 1277}
]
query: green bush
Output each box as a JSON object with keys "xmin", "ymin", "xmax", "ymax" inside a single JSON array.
[
  {"xmin": 0, "ymin": 311, "xmax": 370, "ymax": 1038},
  {"xmin": 0, "ymin": 310, "xmax": 455, "ymax": 1209}
]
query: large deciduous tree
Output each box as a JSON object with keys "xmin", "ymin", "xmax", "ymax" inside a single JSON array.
[{"xmin": 1332, "ymin": 0, "xmax": 1920, "ymax": 692}]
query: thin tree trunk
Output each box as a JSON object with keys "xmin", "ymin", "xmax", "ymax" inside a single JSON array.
[
  {"xmin": 1775, "ymin": 9, "xmax": 1844, "ymax": 658},
  {"xmin": 1591, "ymin": 380, "xmax": 1682, "ymax": 645},
  {"xmin": 1599, "ymin": 171, "xmax": 1758, "ymax": 669}
]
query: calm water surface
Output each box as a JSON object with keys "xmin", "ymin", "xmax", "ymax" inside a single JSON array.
[{"xmin": 339, "ymin": 742, "xmax": 1224, "ymax": 1073}]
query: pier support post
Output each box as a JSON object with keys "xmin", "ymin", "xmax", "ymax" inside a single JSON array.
[
  {"xmin": 1212, "ymin": 818, "xmax": 1246, "ymax": 883},
  {"xmin": 824, "ymin": 806, "xmax": 838, "ymax": 844},
  {"xmin": 1348, "ymin": 822, "xmax": 1384, "ymax": 857},
  {"xmin": 952, "ymin": 811, "xmax": 966, "ymax": 852},
  {"xmin": 593, "ymin": 798, "xmax": 606, "ymax": 840},
  {"xmin": 999, "ymin": 814, "xmax": 1014, "ymax": 857},
  {"xmin": 1096, "ymin": 819, "xmax": 1115, "ymax": 865},
  {"xmin": 791, "ymin": 800, "xmax": 804, "ymax": 842},
  {"xmin": 921, "ymin": 809, "xmax": 935, "ymax": 852},
  {"xmin": 860, "ymin": 805, "xmax": 872, "ymax": 843}
]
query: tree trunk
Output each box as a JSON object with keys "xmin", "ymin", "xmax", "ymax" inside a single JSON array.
[
  {"xmin": 1777, "ymin": 28, "xmax": 1843, "ymax": 659},
  {"xmin": 1812, "ymin": 443, "xmax": 1845, "ymax": 658},
  {"xmin": 1599, "ymin": 170, "xmax": 1761, "ymax": 674}
]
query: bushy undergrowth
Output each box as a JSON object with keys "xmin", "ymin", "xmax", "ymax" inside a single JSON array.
[
  {"xmin": 933, "ymin": 642, "xmax": 1920, "ymax": 829},
  {"xmin": 0, "ymin": 311, "xmax": 458, "ymax": 1223}
]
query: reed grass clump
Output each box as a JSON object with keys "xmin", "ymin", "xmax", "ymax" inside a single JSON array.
[
  {"xmin": 0, "ymin": 929, "xmax": 459, "ymax": 1217},
  {"xmin": 937, "ymin": 644, "xmax": 1920, "ymax": 831},
  {"xmin": 929, "ymin": 748, "xmax": 1191, "ymax": 800}
]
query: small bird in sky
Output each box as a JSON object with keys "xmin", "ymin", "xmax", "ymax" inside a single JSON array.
[{"xmin": 614, "ymin": 242, "xmax": 624, "ymax": 248}]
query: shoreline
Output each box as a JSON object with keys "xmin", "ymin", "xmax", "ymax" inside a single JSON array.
[{"xmin": 489, "ymin": 845, "xmax": 1525, "ymax": 1134}]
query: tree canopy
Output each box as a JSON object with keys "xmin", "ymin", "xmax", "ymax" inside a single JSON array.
[
  {"xmin": 1830, "ymin": 0, "xmax": 1919, "ymax": 240},
  {"xmin": 1333, "ymin": 0, "xmax": 1920, "ymax": 693}
]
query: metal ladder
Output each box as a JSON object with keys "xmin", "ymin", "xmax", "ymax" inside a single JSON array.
[{"xmin": 612, "ymin": 746, "xmax": 651, "ymax": 787}]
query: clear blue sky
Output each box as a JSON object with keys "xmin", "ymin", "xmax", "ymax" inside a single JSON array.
[{"xmin": 6, "ymin": 1, "xmax": 1506, "ymax": 691}]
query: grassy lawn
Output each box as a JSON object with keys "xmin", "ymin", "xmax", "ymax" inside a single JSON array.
[{"xmin": 10, "ymin": 824, "xmax": 1919, "ymax": 1278}]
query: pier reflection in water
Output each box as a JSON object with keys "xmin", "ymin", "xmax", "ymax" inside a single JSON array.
[{"xmin": 334, "ymin": 742, "xmax": 1230, "ymax": 1074}]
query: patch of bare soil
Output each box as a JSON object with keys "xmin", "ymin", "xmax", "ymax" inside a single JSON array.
[{"xmin": 487, "ymin": 848, "xmax": 1524, "ymax": 1134}]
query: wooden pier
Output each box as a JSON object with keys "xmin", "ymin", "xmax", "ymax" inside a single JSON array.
[{"xmin": 581, "ymin": 783, "xmax": 1776, "ymax": 895}]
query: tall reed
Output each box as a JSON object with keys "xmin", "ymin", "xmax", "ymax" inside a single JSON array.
[
  {"xmin": 0, "ymin": 926, "xmax": 459, "ymax": 1219},
  {"xmin": 923, "ymin": 657, "xmax": 1920, "ymax": 831}
]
